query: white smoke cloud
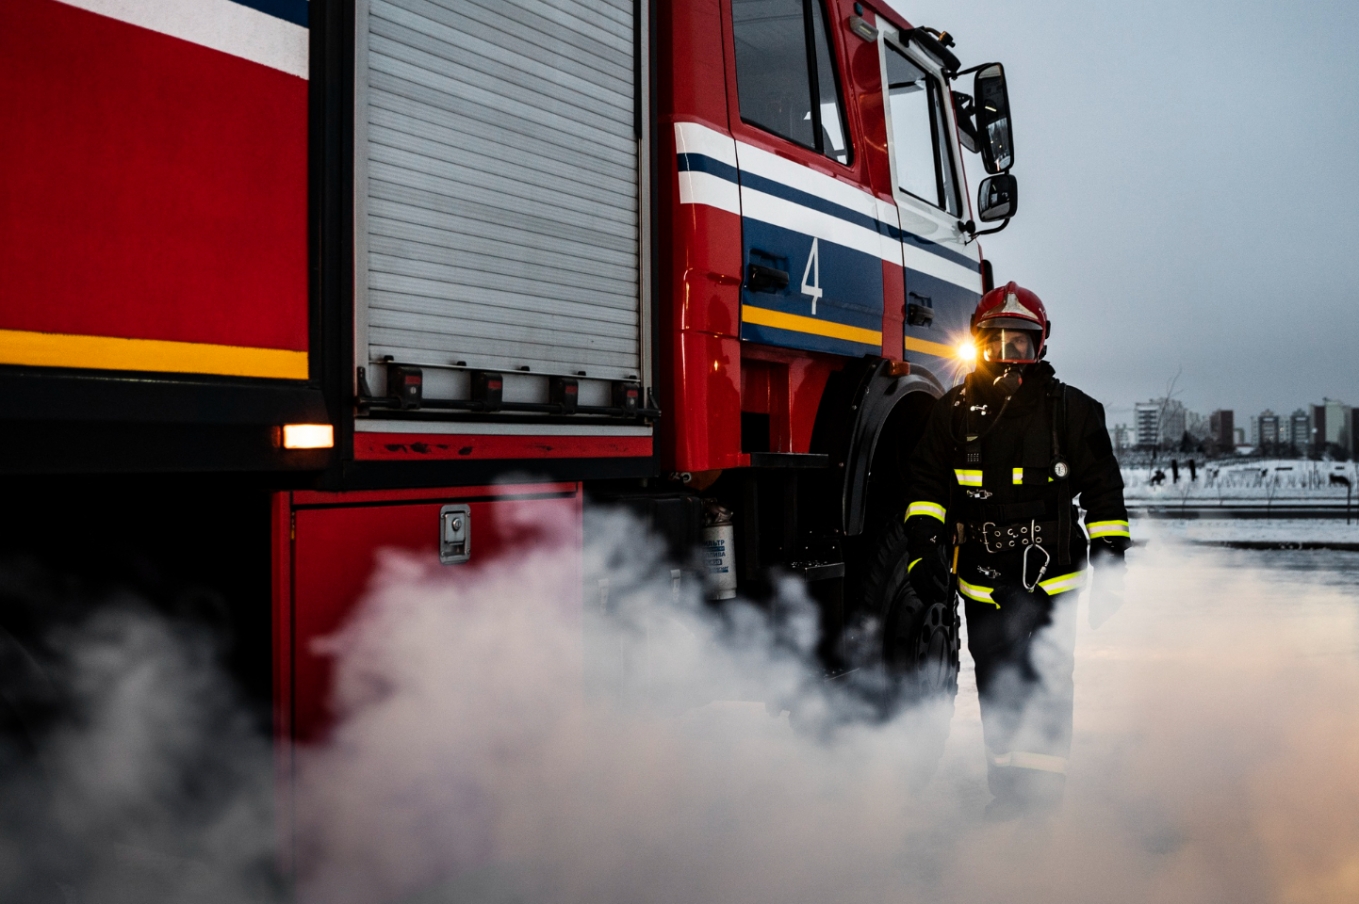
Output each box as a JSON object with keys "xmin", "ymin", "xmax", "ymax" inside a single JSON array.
[{"xmin": 5, "ymin": 509, "xmax": 1359, "ymax": 904}]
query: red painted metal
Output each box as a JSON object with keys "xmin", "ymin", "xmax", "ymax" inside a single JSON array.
[
  {"xmin": 352, "ymin": 432, "xmax": 653, "ymax": 461},
  {"xmin": 276, "ymin": 483, "xmax": 583, "ymax": 745},
  {"xmin": 0, "ymin": 0, "xmax": 308, "ymax": 352},
  {"xmin": 656, "ymin": 0, "xmax": 745, "ymax": 475}
]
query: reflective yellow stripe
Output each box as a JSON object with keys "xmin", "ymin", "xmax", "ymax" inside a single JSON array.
[
  {"xmin": 1087, "ymin": 519, "xmax": 1132, "ymax": 539},
  {"xmin": 1038, "ymin": 570, "xmax": 1087, "ymax": 595},
  {"xmin": 0, "ymin": 328, "xmax": 308, "ymax": 380},
  {"xmin": 957, "ymin": 578, "xmax": 996, "ymax": 606},
  {"xmin": 906, "ymin": 501, "xmax": 947, "ymax": 523},
  {"xmin": 1012, "ymin": 467, "xmax": 1024, "ymax": 485},
  {"xmin": 741, "ymin": 306, "xmax": 882, "ymax": 346},
  {"xmin": 904, "ymin": 336, "xmax": 957, "ymax": 358},
  {"xmin": 988, "ymin": 750, "xmax": 1068, "ymax": 774},
  {"xmin": 954, "ymin": 469, "xmax": 982, "ymax": 487},
  {"xmin": 907, "ymin": 558, "xmax": 921, "ymax": 573}
]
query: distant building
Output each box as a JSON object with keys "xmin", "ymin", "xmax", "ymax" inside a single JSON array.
[
  {"xmin": 1134, "ymin": 398, "xmax": 1186, "ymax": 449},
  {"xmin": 1233, "ymin": 427, "xmax": 1245, "ymax": 447},
  {"xmin": 1210, "ymin": 409, "xmax": 1235, "ymax": 450},
  {"xmin": 1134, "ymin": 402, "xmax": 1160, "ymax": 448},
  {"xmin": 1289, "ymin": 409, "xmax": 1310, "ymax": 452},
  {"xmin": 1310, "ymin": 398, "xmax": 1351, "ymax": 456},
  {"xmin": 1112, "ymin": 423, "xmax": 1131, "ymax": 451},
  {"xmin": 1254, "ymin": 409, "xmax": 1281, "ymax": 450}
]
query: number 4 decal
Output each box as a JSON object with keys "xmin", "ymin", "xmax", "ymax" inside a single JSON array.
[{"xmin": 801, "ymin": 237, "xmax": 823, "ymax": 315}]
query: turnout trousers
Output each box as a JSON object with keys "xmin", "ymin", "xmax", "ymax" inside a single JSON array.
[{"xmin": 964, "ymin": 586, "xmax": 1079, "ymax": 804}]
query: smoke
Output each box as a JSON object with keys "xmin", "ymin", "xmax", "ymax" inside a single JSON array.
[{"xmin": 4, "ymin": 507, "xmax": 1359, "ymax": 903}]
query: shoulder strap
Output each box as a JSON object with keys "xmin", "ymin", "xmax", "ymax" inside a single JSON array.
[{"xmin": 1050, "ymin": 382, "xmax": 1073, "ymax": 567}]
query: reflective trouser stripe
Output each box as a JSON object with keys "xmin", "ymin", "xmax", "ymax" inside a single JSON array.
[
  {"xmin": 1038, "ymin": 570, "xmax": 1087, "ymax": 595},
  {"xmin": 954, "ymin": 469, "xmax": 982, "ymax": 486},
  {"xmin": 1012, "ymin": 467, "xmax": 1023, "ymax": 485},
  {"xmin": 988, "ymin": 750, "xmax": 1068, "ymax": 774},
  {"xmin": 906, "ymin": 501, "xmax": 947, "ymax": 523},
  {"xmin": 908, "ymin": 558, "xmax": 921, "ymax": 573},
  {"xmin": 1087, "ymin": 519, "xmax": 1132, "ymax": 539},
  {"xmin": 958, "ymin": 578, "xmax": 996, "ymax": 606}
]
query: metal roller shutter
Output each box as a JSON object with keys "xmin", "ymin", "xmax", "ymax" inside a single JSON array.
[{"xmin": 356, "ymin": 0, "xmax": 641, "ymax": 383}]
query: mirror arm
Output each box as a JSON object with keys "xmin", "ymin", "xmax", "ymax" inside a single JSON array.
[
  {"xmin": 953, "ymin": 61, "xmax": 1000, "ymax": 80},
  {"xmin": 961, "ymin": 218, "xmax": 1011, "ymax": 243}
]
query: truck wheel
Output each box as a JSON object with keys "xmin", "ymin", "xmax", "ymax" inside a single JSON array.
[{"xmin": 856, "ymin": 517, "xmax": 959, "ymax": 709}]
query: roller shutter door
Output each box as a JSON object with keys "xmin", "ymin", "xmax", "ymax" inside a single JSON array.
[{"xmin": 357, "ymin": 0, "xmax": 641, "ymax": 382}]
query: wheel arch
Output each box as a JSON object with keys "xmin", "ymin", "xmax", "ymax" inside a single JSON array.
[{"xmin": 811, "ymin": 357, "xmax": 945, "ymax": 538}]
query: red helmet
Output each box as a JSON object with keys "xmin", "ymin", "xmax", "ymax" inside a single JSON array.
[{"xmin": 970, "ymin": 281, "xmax": 1049, "ymax": 364}]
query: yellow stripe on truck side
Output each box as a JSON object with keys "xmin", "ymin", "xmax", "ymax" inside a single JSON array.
[
  {"xmin": 904, "ymin": 336, "xmax": 957, "ymax": 358},
  {"xmin": 741, "ymin": 306, "xmax": 882, "ymax": 346},
  {"xmin": 0, "ymin": 328, "xmax": 309, "ymax": 380}
]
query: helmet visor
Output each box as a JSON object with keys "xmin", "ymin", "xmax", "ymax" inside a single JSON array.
[{"xmin": 979, "ymin": 328, "xmax": 1040, "ymax": 364}]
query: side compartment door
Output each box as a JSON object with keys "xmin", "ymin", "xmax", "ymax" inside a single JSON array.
[
  {"xmin": 876, "ymin": 26, "xmax": 983, "ymax": 382},
  {"xmin": 728, "ymin": 0, "xmax": 893, "ymax": 358}
]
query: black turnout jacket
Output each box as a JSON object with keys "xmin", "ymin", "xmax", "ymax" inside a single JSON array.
[{"xmin": 904, "ymin": 362, "xmax": 1129, "ymax": 605}]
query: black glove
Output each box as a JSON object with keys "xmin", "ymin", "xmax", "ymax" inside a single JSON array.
[
  {"xmin": 908, "ymin": 542, "xmax": 951, "ymax": 601},
  {"xmin": 1088, "ymin": 537, "xmax": 1127, "ymax": 630}
]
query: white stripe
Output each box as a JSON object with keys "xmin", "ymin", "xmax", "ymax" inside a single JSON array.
[
  {"xmin": 902, "ymin": 239, "xmax": 983, "ymax": 289},
  {"xmin": 355, "ymin": 420, "xmax": 652, "ymax": 437},
  {"xmin": 674, "ymin": 121, "xmax": 738, "ymax": 168},
  {"xmin": 679, "ymin": 171, "xmax": 741, "ymax": 216},
  {"xmin": 736, "ymin": 139, "xmax": 887, "ymax": 224},
  {"xmin": 676, "ymin": 122, "xmax": 979, "ymax": 288},
  {"xmin": 55, "ymin": 0, "xmax": 308, "ymax": 79},
  {"xmin": 741, "ymin": 187, "xmax": 897, "ymax": 263}
]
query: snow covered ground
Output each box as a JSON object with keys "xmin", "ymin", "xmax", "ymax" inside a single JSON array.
[
  {"xmin": 1132, "ymin": 516, "xmax": 1359, "ymax": 547},
  {"xmin": 1122, "ymin": 459, "xmax": 1359, "ymax": 514}
]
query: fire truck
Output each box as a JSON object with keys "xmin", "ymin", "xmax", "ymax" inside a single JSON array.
[{"xmin": 1, "ymin": 0, "xmax": 1018, "ymax": 795}]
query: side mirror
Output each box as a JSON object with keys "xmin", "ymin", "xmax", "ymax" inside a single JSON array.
[
  {"xmin": 973, "ymin": 64, "xmax": 1014, "ymax": 173},
  {"xmin": 977, "ymin": 174, "xmax": 1017, "ymax": 222}
]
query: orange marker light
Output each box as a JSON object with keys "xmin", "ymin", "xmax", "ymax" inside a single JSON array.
[{"xmin": 282, "ymin": 424, "xmax": 334, "ymax": 449}]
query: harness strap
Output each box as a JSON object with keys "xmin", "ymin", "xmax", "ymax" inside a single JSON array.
[{"xmin": 1050, "ymin": 382, "xmax": 1072, "ymax": 567}]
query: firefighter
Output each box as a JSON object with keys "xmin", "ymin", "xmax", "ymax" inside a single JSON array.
[{"xmin": 903, "ymin": 282, "xmax": 1130, "ymax": 818}]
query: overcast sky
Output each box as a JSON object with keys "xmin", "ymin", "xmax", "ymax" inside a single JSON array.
[{"xmin": 895, "ymin": 0, "xmax": 1359, "ymax": 428}]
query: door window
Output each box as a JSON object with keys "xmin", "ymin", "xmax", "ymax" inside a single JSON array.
[
  {"xmin": 885, "ymin": 43, "xmax": 961, "ymax": 215},
  {"xmin": 732, "ymin": 0, "xmax": 851, "ymax": 164}
]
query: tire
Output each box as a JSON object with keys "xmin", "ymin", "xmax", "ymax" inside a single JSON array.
[{"xmin": 854, "ymin": 516, "xmax": 960, "ymax": 710}]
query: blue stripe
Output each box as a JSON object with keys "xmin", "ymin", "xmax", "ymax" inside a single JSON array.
[
  {"xmin": 678, "ymin": 153, "xmax": 739, "ymax": 184},
  {"xmin": 226, "ymin": 0, "xmax": 309, "ymax": 27},
  {"xmin": 678, "ymin": 151, "xmax": 981, "ymax": 272},
  {"xmin": 741, "ymin": 321, "xmax": 879, "ymax": 356}
]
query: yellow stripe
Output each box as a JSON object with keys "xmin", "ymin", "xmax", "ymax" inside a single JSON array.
[
  {"xmin": 1038, "ymin": 570, "xmax": 1087, "ymax": 595},
  {"xmin": 741, "ymin": 306, "xmax": 882, "ymax": 346},
  {"xmin": 1012, "ymin": 467, "xmax": 1024, "ymax": 485},
  {"xmin": 907, "ymin": 558, "xmax": 921, "ymax": 573},
  {"xmin": 904, "ymin": 336, "xmax": 957, "ymax": 358},
  {"xmin": 954, "ymin": 469, "xmax": 982, "ymax": 487},
  {"xmin": 988, "ymin": 750, "xmax": 1068, "ymax": 774},
  {"xmin": 958, "ymin": 578, "xmax": 996, "ymax": 606},
  {"xmin": 906, "ymin": 501, "xmax": 947, "ymax": 522},
  {"xmin": 0, "ymin": 328, "xmax": 308, "ymax": 380},
  {"xmin": 1087, "ymin": 520, "xmax": 1132, "ymax": 539}
]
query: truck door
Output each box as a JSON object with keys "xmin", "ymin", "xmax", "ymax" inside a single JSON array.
[
  {"xmin": 874, "ymin": 23, "xmax": 983, "ymax": 380},
  {"xmin": 727, "ymin": 0, "xmax": 896, "ymax": 358}
]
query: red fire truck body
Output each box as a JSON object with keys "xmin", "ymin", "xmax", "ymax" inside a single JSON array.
[{"xmin": 1, "ymin": 0, "xmax": 1017, "ymax": 815}]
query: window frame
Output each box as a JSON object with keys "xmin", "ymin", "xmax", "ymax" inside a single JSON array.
[
  {"xmin": 879, "ymin": 29, "xmax": 966, "ymax": 221},
  {"xmin": 730, "ymin": 0, "xmax": 854, "ymax": 167}
]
